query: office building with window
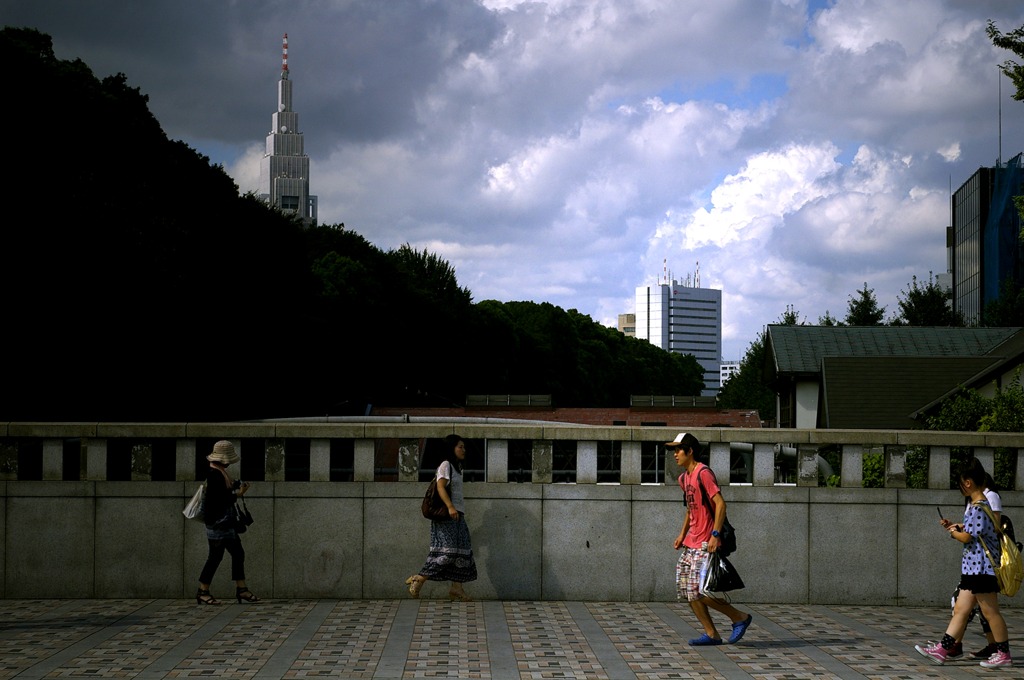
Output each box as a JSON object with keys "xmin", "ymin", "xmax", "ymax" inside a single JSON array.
[
  {"xmin": 720, "ymin": 360, "xmax": 740, "ymax": 386},
  {"xmin": 617, "ymin": 313, "xmax": 636, "ymax": 337},
  {"xmin": 635, "ymin": 272, "xmax": 723, "ymax": 397},
  {"xmin": 950, "ymin": 153, "xmax": 1022, "ymax": 324}
]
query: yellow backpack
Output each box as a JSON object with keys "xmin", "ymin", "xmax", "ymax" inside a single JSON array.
[{"xmin": 976, "ymin": 503, "xmax": 1024, "ymax": 597}]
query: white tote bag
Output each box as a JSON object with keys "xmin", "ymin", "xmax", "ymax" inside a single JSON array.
[{"xmin": 182, "ymin": 484, "xmax": 205, "ymax": 521}]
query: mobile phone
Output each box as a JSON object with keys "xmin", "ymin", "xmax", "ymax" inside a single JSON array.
[{"xmin": 936, "ymin": 506, "xmax": 943, "ymax": 518}]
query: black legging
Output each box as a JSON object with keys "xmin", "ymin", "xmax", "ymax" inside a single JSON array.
[{"xmin": 199, "ymin": 538, "xmax": 246, "ymax": 583}]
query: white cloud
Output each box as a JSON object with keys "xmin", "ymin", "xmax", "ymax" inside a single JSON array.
[{"xmin": 14, "ymin": 0, "xmax": 1024, "ymax": 363}]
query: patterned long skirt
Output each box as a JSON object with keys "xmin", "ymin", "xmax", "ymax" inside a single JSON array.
[{"xmin": 419, "ymin": 513, "xmax": 478, "ymax": 583}]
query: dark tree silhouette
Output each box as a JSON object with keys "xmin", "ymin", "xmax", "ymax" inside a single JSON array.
[
  {"xmin": 0, "ymin": 26, "xmax": 709, "ymax": 421},
  {"xmin": 890, "ymin": 274, "xmax": 964, "ymax": 326},
  {"xmin": 844, "ymin": 283, "xmax": 886, "ymax": 326}
]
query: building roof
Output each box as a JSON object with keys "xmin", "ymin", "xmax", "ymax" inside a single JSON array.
[
  {"xmin": 765, "ymin": 326, "xmax": 1021, "ymax": 380},
  {"xmin": 909, "ymin": 327, "xmax": 1024, "ymax": 420},
  {"xmin": 819, "ymin": 356, "xmax": 999, "ymax": 429},
  {"xmin": 370, "ymin": 406, "xmax": 762, "ymax": 428}
]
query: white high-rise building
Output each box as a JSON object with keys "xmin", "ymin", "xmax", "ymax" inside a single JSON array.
[
  {"xmin": 260, "ymin": 34, "xmax": 317, "ymax": 226},
  {"xmin": 635, "ymin": 265, "xmax": 722, "ymax": 396},
  {"xmin": 720, "ymin": 360, "xmax": 740, "ymax": 386}
]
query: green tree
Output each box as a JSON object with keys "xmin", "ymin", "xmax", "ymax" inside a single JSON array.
[
  {"xmin": 987, "ymin": 20, "xmax": 1024, "ymax": 229},
  {"xmin": 925, "ymin": 372, "xmax": 1024, "ymax": 490},
  {"xmin": 718, "ymin": 307, "xmax": 801, "ymax": 422},
  {"xmin": 487, "ymin": 300, "xmax": 706, "ymax": 403},
  {"xmin": 845, "ymin": 282, "xmax": 885, "ymax": 325},
  {"xmin": 889, "ymin": 274, "xmax": 964, "ymax": 326},
  {"xmin": 818, "ymin": 310, "xmax": 841, "ymax": 326},
  {"xmin": 988, "ymin": 20, "xmax": 1024, "ymax": 101},
  {"xmin": 311, "ymin": 252, "xmax": 369, "ymax": 301},
  {"xmin": 389, "ymin": 243, "xmax": 473, "ymax": 310},
  {"xmin": 981, "ymin": 277, "xmax": 1024, "ymax": 326},
  {"xmin": 925, "ymin": 388, "xmax": 992, "ymax": 432},
  {"xmin": 780, "ymin": 304, "xmax": 804, "ymax": 326},
  {"xmin": 716, "ymin": 333, "xmax": 773, "ymax": 421},
  {"xmin": 978, "ymin": 371, "xmax": 1024, "ymax": 433}
]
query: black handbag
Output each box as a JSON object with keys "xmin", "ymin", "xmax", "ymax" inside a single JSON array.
[
  {"xmin": 232, "ymin": 497, "xmax": 254, "ymax": 533},
  {"xmin": 421, "ymin": 477, "xmax": 451, "ymax": 521},
  {"xmin": 696, "ymin": 466, "xmax": 737, "ymax": 556}
]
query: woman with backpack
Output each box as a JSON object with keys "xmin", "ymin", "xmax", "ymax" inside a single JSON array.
[
  {"xmin": 916, "ymin": 459, "xmax": 1011, "ymax": 668},
  {"xmin": 946, "ymin": 467, "xmax": 1010, "ymax": 660}
]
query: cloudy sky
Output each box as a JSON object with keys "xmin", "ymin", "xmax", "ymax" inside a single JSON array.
[{"xmin": 5, "ymin": 0, "xmax": 1023, "ymax": 361}]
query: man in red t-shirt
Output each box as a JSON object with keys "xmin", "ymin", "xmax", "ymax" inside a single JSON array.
[{"xmin": 669, "ymin": 432, "xmax": 753, "ymax": 646}]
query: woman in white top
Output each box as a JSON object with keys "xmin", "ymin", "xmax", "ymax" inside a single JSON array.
[{"xmin": 405, "ymin": 434, "xmax": 478, "ymax": 600}]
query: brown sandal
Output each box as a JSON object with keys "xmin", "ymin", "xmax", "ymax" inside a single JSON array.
[
  {"xmin": 405, "ymin": 575, "xmax": 425, "ymax": 598},
  {"xmin": 448, "ymin": 588, "xmax": 472, "ymax": 601}
]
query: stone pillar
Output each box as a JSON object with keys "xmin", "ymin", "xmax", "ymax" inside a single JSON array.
[
  {"xmin": 1016, "ymin": 448, "xmax": 1024, "ymax": 493},
  {"xmin": 974, "ymin": 447, "xmax": 995, "ymax": 479},
  {"xmin": 486, "ymin": 439, "xmax": 508, "ymax": 483},
  {"xmin": 176, "ymin": 438, "xmax": 196, "ymax": 481},
  {"xmin": 797, "ymin": 444, "xmax": 819, "ymax": 487},
  {"xmin": 840, "ymin": 444, "xmax": 863, "ymax": 488},
  {"xmin": 353, "ymin": 439, "xmax": 374, "ymax": 482},
  {"xmin": 709, "ymin": 442, "xmax": 730, "ymax": 484},
  {"xmin": 85, "ymin": 438, "xmax": 107, "ymax": 481},
  {"xmin": 620, "ymin": 441, "xmax": 641, "ymax": 485},
  {"xmin": 310, "ymin": 438, "xmax": 330, "ymax": 482},
  {"xmin": 397, "ymin": 439, "xmax": 420, "ymax": 482},
  {"xmin": 928, "ymin": 446, "xmax": 950, "ymax": 489},
  {"xmin": 577, "ymin": 441, "xmax": 597, "ymax": 484},
  {"xmin": 532, "ymin": 440, "xmax": 552, "ymax": 484},
  {"xmin": 664, "ymin": 446, "xmax": 677, "ymax": 485},
  {"xmin": 753, "ymin": 442, "xmax": 774, "ymax": 486},
  {"xmin": 265, "ymin": 439, "xmax": 285, "ymax": 482},
  {"xmin": 43, "ymin": 439, "xmax": 63, "ymax": 481},
  {"xmin": 884, "ymin": 445, "xmax": 906, "ymax": 488}
]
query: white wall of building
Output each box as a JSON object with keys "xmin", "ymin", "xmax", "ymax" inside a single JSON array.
[{"xmin": 795, "ymin": 381, "xmax": 819, "ymax": 429}]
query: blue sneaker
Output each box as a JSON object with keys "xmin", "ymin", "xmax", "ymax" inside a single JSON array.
[
  {"xmin": 728, "ymin": 614, "xmax": 753, "ymax": 644},
  {"xmin": 689, "ymin": 633, "xmax": 723, "ymax": 646}
]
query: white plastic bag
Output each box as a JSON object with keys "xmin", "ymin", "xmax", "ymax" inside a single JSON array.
[{"xmin": 182, "ymin": 485, "xmax": 205, "ymax": 521}]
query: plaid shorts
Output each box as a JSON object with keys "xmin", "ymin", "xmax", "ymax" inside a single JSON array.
[{"xmin": 676, "ymin": 546, "xmax": 710, "ymax": 602}]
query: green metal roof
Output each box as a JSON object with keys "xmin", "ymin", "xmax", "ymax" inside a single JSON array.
[
  {"xmin": 766, "ymin": 326, "xmax": 1022, "ymax": 377},
  {"xmin": 819, "ymin": 356, "xmax": 999, "ymax": 429}
]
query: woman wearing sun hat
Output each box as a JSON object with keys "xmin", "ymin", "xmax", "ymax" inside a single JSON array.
[{"xmin": 195, "ymin": 440, "xmax": 259, "ymax": 605}]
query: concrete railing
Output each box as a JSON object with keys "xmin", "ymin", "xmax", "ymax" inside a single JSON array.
[{"xmin": 1, "ymin": 421, "xmax": 1022, "ymax": 605}]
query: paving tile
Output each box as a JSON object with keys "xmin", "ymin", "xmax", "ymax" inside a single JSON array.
[{"xmin": 0, "ymin": 599, "xmax": 1020, "ymax": 680}]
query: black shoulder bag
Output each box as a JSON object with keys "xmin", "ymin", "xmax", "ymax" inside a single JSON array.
[{"xmin": 696, "ymin": 465, "xmax": 737, "ymax": 557}]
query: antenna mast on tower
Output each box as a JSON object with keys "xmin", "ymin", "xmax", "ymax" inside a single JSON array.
[
  {"xmin": 998, "ymin": 66, "xmax": 1002, "ymax": 166},
  {"xmin": 282, "ymin": 33, "xmax": 289, "ymax": 76}
]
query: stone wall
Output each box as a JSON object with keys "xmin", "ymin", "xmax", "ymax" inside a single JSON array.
[{"xmin": 1, "ymin": 422, "xmax": 1022, "ymax": 604}]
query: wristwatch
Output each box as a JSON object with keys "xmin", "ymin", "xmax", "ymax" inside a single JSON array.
[{"xmin": 711, "ymin": 530, "xmax": 721, "ymax": 537}]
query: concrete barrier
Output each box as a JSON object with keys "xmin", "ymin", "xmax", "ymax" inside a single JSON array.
[{"xmin": 1, "ymin": 422, "xmax": 1022, "ymax": 604}]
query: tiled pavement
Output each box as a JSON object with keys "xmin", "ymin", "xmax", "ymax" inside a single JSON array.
[{"xmin": 0, "ymin": 599, "xmax": 1021, "ymax": 679}]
